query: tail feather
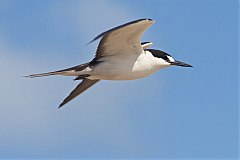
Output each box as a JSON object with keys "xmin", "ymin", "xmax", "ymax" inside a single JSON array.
[
  {"xmin": 24, "ymin": 63, "xmax": 89, "ymax": 78},
  {"xmin": 23, "ymin": 71, "xmax": 65, "ymax": 78}
]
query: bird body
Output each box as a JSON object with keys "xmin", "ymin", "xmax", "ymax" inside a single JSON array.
[
  {"xmin": 25, "ymin": 19, "xmax": 192, "ymax": 107},
  {"xmin": 89, "ymin": 51, "xmax": 162, "ymax": 80}
]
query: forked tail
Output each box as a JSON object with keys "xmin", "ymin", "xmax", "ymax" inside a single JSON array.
[{"xmin": 24, "ymin": 63, "xmax": 89, "ymax": 78}]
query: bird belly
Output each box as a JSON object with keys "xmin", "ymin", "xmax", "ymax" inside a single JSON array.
[
  {"xmin": 90, "ymin": 57, "xmax": 163, "ymax": 80},
  {"xmin": 90, "ymin": 68, "xmax": 155, "ymax": 80},
  {"xmin": 113, "ymin": 69, "xmax": 157, "ymax": 80}
]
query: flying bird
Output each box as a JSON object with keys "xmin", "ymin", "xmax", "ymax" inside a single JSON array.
[{"xmin": 25, "ymin": 19, "xmax": 192, "ymax": 108}]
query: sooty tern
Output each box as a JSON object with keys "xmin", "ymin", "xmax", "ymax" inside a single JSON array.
[{"xmin": 25, "ymin": 18, "xmax": 192, "ymax": 108}]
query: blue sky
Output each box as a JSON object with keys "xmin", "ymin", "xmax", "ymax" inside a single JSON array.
[{"xmin": 0, "ymin": 0, "xmax": 238, "ymax": 159}]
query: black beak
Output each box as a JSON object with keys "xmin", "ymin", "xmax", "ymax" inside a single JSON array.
[{"xmin": 171, "ymin": 60, "xmax": 193, "ymax": 67}]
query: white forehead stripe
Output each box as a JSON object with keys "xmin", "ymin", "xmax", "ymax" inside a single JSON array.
[{"xmin": 167, "ymin": 56, "xmax": 175, "ymax": 62}]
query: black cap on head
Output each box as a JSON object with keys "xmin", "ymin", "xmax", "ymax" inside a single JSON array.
[{"xmin": 146, "ymin": 49, "xmax": 171, "ymax": 61}]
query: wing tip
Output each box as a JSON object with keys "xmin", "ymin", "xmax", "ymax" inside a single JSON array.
[
  {"xmin": 58, "ymin": 101, "xmax": 66, "ymax": 108},
  {"xmin": 58, "ymin": 103, "xmax": 64, "ymax": 108}
]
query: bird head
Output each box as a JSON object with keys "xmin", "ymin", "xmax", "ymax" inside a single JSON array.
[{"xmin": 146, "ymin": 49, "xmax": 193, "ymax": 68}]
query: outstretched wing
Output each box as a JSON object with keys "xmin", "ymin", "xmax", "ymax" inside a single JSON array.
[
  {"xmin": 59, "ymin": 79, "xmax": 100, "ymax": 108},
  {"xmin": 90, "ymin": 19, "xmax": 154, "ymax": 63}
]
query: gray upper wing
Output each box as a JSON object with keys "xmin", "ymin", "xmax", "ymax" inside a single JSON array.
[{"xmin": 90, "ymin": 19, "xmax": 154, "ymax": 62}]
